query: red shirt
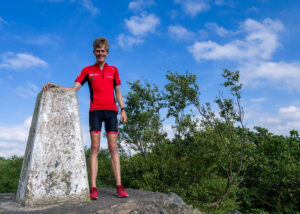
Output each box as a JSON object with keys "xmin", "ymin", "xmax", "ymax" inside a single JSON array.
[{"xmin": 75, "ymin": 63, "xmax": 121, "ymax": 112}]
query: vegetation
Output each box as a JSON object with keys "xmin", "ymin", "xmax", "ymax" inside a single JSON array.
[
  {"xmin": 0, "ymin": 156, "xmax": 23, "ymax": 193},
  {"xmin": 0, "ymin": 69, "xmax": 299, "ymax": 213}
]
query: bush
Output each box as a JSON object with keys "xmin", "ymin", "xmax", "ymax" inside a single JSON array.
[
  {"xmin": 0, "ymin": 156, "xmax": 23, "ymax": 193},
  {"xmin": 239, "ymin": 128, "xmax": 300, "ymax": 213}
]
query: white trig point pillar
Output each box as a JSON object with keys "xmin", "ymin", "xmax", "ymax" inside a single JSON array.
[{"xmin": 16, "ymin": 88, "xmax": 89, "ymax": 206}]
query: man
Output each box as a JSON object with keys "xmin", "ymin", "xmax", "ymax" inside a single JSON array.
[{"xmin": 42, "ymin": 37, "xmax": 129, "ymax": 199}]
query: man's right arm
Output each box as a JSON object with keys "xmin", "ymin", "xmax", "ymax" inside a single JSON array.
[
  {"xmin": 43, "ymin": 66, "xmax": 87, "ymax": 92},
  {"xmin": 42, "ymin": 82, "xmax": 82, "ymax": 92}
]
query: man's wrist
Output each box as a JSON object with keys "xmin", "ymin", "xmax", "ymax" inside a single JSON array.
[{"xmin": 121, "ymin": 107, "xmax": 125, "ymax": 112}]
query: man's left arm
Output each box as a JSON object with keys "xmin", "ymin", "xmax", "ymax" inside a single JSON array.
[{"xmin": 114, "ymin": 86, "xmax": 127, "ymax": 124}]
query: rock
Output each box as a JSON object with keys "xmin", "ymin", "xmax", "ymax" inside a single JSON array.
[
  {"xmin": 162, "ymin": 192, "xmax": 201, "ymax": 214},
  {"xmin": 0, "ymin": 188, "xmax": 203, "ymax": 214},
  {"xmin": 16, "ymin": 88, "xmax": 89, "ymax": 206},
  {"xmin": 231, "ymin": 210, "xmax": 241, "ymax": 214}
]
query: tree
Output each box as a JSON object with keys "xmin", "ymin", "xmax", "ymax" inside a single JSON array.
[
  {"xmin": 164, "ymin": 70, "xmax": 200, "ymax": 153},
  {"xmin": 239, "ymin": 127, "xmax": 300, "ymax": 213},
  {"xmin": 165, "ymin": 70, "xmax": 199, "ymax": 130},
  {"xmin": 119, "ymin": 80, "xmax": 166, "ymax": 157},
  {"xmin": 165, "ymin": 69, "xmax": 248, "ymax": 207}
]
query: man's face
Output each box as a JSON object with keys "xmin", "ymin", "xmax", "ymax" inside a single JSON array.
[{"xmin": 94, "ymin": 46, "xmax": 108, "ymax": 64}]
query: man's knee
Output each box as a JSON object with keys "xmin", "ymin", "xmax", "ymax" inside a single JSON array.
[
  {"xmin": 109, "ymin": 145, "xmax": 118, "ymax": 155},
  {"xmin": 91, "ymin": 143, "xmax": 100, "ymax": 154}
]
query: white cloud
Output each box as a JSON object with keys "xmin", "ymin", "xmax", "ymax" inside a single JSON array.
[
  {"xmin": 188, "ymin": 40, "xmax": 240, "ymax": 61},
  {"xmin": 163, "ymin": 124, "xmax": 175, "ymax": 139},
  {"xmin": 0, "ymin": 52, "xmax": 47, "ymax": 70},
  {"xmin": 0, "ymin": 143, "xmax": 26, "ymax": 158},
  {"xmin": 174, "ymin": 0, "xmax": 210, "ymax": 16},
  {"xmin": 206, "ymin": 22, "xmax": 230, "ymax": 37},
  {"xmin": 0, "ymin": 117, "xmax": 32, "ymax": 142},
  {"xmin": 119, "ymin": 13, "xmax": 159, "ymax": 48},
  {"xmin": 80, "ymin": 0, "xmax": 99, "ymax": 15},
  {"xmin": 16, "ymin": 82, "xmax": 40, "ymax": 98},
  {"xmin": 246, "ymin": 105, "xmax": 300, "ymax": 135},
  {"xmin": 117, "ymin": 34, "xmax": 143, "ymax": 49},
  {"xmin": 260, "ymin": 117, "xmax": 283, "ymax": 125},
  {"xmin": 248, "ymin": 61, "xmax": 300, "ymax": 79},
  {"xmin": 129, "ymin": 0, "xmax": 155, "ymax": 12},
  {"xmin": 247, "ymin": 6, "xmax": 259, "ymax": 13},
  {"xmin": 188, "ymin": 18, "xmax": 284, "ymax": 62},
  {"xmin": 168, "ymin": 25, "xmax": 195, "ymax": 41},
  {"xmin": 250, "ymin": 97, "xmax": 267, "ymax": 102},
  {"xmin": 188, "ymin": 18, "xmax": 300, "ymax": 92},
  {"xmin": 279, "ymin": 105, "xmax": 300, "ymax": 120},
  {"xmin": 256, "ymin": 116, "xmax": 300, "ymax": 136},
  {"xmin": 125, "ymin": 13, "xmax": 160, "ymax": 36},
  {"xmin": 47, "ymin": 0, "xmax": 99, "ymax": 15},
  {"xmin": 241, "ymin": 61, "xmax": 300, "ymax": 92}
]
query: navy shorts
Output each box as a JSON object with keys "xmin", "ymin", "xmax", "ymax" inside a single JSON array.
[{"xmin": 89, "ymin": 110, "xmax": 118, "ymax": 134}]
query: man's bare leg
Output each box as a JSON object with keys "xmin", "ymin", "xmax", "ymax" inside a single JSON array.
[
  {"xmin": 107, "ymin": 133, "xmax": 121, "ymax": 186},
  {"xmin": 90, "ymin": 132, "xmax": 100, "ymax": 187}
]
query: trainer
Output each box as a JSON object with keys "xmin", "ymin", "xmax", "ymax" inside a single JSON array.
[{"xmin": 42, "ymin": 37, "xmax": 128, "ymax": 199}]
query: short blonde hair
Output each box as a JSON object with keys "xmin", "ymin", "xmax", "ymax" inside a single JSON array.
[{"xmin": 93, "ymin": 37, "xmax": 109, "ymax": 52}]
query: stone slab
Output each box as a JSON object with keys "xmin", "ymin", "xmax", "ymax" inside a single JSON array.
[
  {"xmin": 0, "ymin": 189, "xmax": 202, "ymax": 214},
  {"xmin": 16, "ymin": 88, "xmax": 89, "ymax": 206}
]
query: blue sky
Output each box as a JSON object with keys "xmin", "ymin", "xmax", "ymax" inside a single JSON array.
[{"xmin": 0, "ymin": 0, "xmax": 300, "ymax": 158}]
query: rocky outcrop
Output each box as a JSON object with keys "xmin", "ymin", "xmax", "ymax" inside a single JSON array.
[{"xmin": 0, "ymin": 188, "xmax": 202, "ymax": 214}]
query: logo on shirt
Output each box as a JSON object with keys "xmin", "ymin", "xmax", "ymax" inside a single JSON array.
[
  {"xmin": 104, "ymin": 72, "xmax": 114, "ymax": 79},
  {"xmin": 89, "ymin": 73, "xmax": 99, "ymax": 80},
  {"xmin": 89, "ymin": 74, "xmax": 100, "ymax": 77}
]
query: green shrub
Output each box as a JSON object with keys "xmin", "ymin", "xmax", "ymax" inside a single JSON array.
[{"xmin": 0, "ymin": 156, "xmax": 23, "ymax": 193}]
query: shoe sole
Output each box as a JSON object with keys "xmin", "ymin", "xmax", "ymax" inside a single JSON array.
[
  {"xmin": 90, "ymin": 196, "xmax": 98, "ymax": 200},
  {"xmin": 118, "ymin": 194, "xmax": 129, "ymax": 198}
]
